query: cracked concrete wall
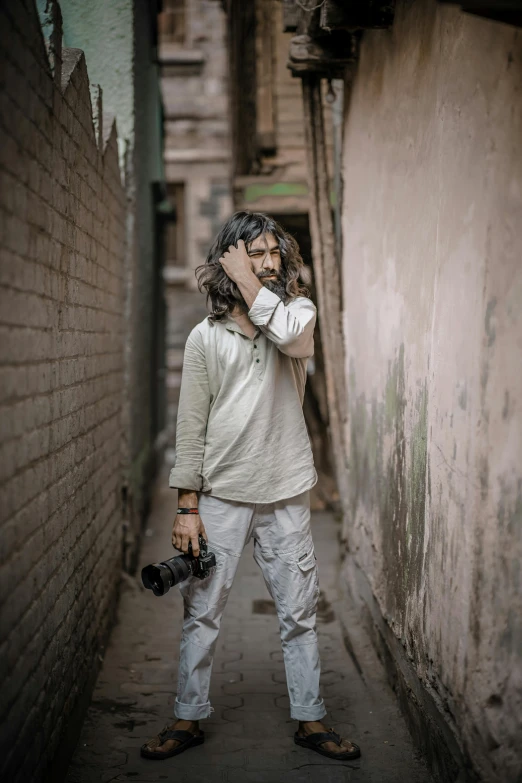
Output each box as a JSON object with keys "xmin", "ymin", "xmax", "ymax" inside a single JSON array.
[{"xmin": 340, "ymin": 1, "xmax": 522, "ymax": 780}]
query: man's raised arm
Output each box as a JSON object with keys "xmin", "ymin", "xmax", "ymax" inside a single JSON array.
[
  {"xmin": 217, "ymin": 239, "xmax": 316, "ymax": 359},
  {"xmin": 248, "ymin": 287, "xmax": 316, "ymax": 358}
]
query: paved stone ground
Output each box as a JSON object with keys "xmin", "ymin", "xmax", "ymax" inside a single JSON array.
[{"xmin": 66, "ymin": 479, "xmax": 434, "ymax": 783}]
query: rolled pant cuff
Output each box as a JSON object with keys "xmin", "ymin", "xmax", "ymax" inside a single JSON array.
[
  {"xmin": 290, "ymin": 701, "xmax": 327, "ymax": 722},
  {"xmin": 174, "ymin": 698, "xmax": 213, "ymax": 720}
]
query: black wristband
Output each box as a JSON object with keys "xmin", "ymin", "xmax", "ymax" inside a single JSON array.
[{"xmin": 177, "ymin": 508, "xmax": 199, "ymax": 514}]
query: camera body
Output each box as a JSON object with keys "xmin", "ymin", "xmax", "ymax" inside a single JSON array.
[{"xmin": 142, "ymin": 535, "xmax": 217, "ymax": 596}]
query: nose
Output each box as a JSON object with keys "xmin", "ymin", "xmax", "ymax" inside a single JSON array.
[{"xmin": 261, "ymin": 251, "xmax": 272, "ymax": 269}]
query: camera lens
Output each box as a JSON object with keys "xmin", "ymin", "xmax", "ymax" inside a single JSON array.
[
  {"xmin": 141, "ymin": 562, "xmax": 173, "ymax": 596},
  {"xmin": 141, "ymin": 555, "xmax": 193, "ymax": 595}
]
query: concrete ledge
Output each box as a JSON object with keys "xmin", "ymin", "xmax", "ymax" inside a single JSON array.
[{"xmin": 339, "ymin": 552, "xmax": 479, "ymax": 783}]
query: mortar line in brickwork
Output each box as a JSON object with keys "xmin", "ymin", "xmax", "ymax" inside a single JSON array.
[
  {"xmin": 0, "ymin": 53, "xmax": 55, "ymax": 137},
  {"xmin": 0, "ymin": 405, "xmax": 121, "ymax": 496},
  {"xmin": 2, "ymin": 506, "xmax": 121, "ymax": 670},
  {"xmin": 0, "ymin": 207, "xmax": 125, "ymax": 269},
  {"xmin": 0, "ymin": 82, "xmax": 117, "ymax": 185},
  {"xmin": 0, "ymin": 314, "xmax": 124, "ymax": 330},
  {"xmin": 0, "ymin": 482, "xmax": 123, "ymax": 590},
  {"xmin": 0, "ymin": 273, "xmax": 123, "ymax": 302},
  {"xmin": 0, "ymin": 386, "xmax": 123, "ymax": 445},
  {"xmin": 0, "ymin": 208, "xmax": 124, "ymax": 276},
  {"xmin": 0, "ymin": 507, "xmax": 121, "ymax": 676},
  {"xmin": 0, "ymin": 518, "xmax": 122, "ymax": 761},
  {"xmin": 0, "ymin": 415, "xmax": 122, "ymax": 510},
  {"xmin": 0, "ymin": 486, "xmax": 121, "ymax": 659},
  {"xmin": 0, "ymin": 366, "xmax": 122, "ymax": 405},
  {"xmin": 0, "ymin": 366, "xmax": 122, "ymax": 401},
  {"xmin": 0, "ymin": 445, "xmax": 123, "ymax": 555},
  {"xmin": 0, "ymin": 345, "xmax": 123, "ymax": 368}
]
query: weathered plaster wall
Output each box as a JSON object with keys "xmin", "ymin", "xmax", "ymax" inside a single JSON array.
[
  {"xmin": 61, "ymin": 0, "xmax": 134, "ymax": 143},
  {"xmin": 341, "ymin": 2, "xmax": 522, "ymax": 780}
]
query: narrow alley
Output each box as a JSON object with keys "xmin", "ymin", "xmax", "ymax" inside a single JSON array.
[
  {"xmin": 1, "ymin": 1, "xmax": 521, "ymax": 783},
  {"xmin": 66, "ymin": 477, "xmax": 433, "ymax": 783}
]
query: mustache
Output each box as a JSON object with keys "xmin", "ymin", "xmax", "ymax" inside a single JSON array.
[{"xmin": 257, "ymin": 270, "xmax": 280, "ymax": 279}]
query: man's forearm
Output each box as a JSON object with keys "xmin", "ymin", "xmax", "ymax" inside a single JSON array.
[
  {"xmin": 178, "ymin": 489, "xmax": 199, "ymax": 508},
  {"xmin": 234, "ymin": 270, "xmax": 263, "ymax": 310}
]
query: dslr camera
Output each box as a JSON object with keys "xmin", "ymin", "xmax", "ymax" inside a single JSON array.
[{"xmin": 141, "ymin": 535, "xmax": 216, "ymax": 596}]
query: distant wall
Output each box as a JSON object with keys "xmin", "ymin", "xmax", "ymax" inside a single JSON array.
[
  {"xmin": 0, "ymin": 1, "xmax": 126, "ymax": 780},
  {"xmin": 61, "ymin": 0, "xmax": 165, "ymax": 560},
  {"xmin": 341, "ymin": 1, "xmax": 522, "ymax": 780}
]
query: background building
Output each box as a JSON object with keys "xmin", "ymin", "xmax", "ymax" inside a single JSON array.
[
  {"xmin": 157, "ymin": 0, "xmax": 233, "ymax": 459},
  {"xmin": 224, "ymin": 0, "xmax": 338, "ymax": 506}
]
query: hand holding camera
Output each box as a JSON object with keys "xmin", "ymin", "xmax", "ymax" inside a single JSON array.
[
  {"xmin": 142, "ymin": 534, "xmax": 217, "ymax": 596},
  {"xmin": 172, "ymin": 510, "xmax": 207, "ymax": 556},
  {"xmin": 141, "ymin": 494, "xmax": 216, "ymax": 597}
]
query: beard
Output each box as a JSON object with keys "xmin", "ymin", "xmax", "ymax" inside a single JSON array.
[{"xmin": 258, "ymin": 272, "xmax": 287, "ymax": 301}]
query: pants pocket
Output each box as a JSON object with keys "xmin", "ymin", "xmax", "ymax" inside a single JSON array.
[{"xmin": 266, "ymin": 540, "xmax": 320, "ymax": 612}]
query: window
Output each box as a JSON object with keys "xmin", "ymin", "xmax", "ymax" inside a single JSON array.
[
  {"xmin": 164, "ymin": 184, "xmax": 186, "ymax": 265},
  {"xmin": 158, "ymin": 0, "xmax": 186, "ymax": 45}
]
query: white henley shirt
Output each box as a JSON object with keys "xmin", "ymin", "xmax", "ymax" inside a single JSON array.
[{"xmin": 168, "ymin": 285, "xmax": 318, "ymax": 503}]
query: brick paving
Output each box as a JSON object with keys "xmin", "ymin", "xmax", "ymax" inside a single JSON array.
[{"xmin": 66, "ymin": 479, "xmax": 433, "ymax": 783}]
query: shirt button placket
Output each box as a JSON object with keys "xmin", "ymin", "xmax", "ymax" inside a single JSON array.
[{"xmin": 253, "ymin": 339, "xmax": 262, "ymax": 376}]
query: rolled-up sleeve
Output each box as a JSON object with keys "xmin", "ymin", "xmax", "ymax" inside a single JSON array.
[
  {"xmin": 168, "ymin": 326, "xmax": 212, "ymax": 492},
  {"xmin": 248, "ymin": 287, "xmax": 316, "ymax": 358}
]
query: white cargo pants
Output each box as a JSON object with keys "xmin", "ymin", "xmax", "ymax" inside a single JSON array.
[{"xmin": 174, "ymin": 490, "xmax": 326, "ymax": 722}]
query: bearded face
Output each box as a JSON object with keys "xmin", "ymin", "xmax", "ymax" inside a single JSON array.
[
  {"xmin": 196, "ymin": 212, "xmax": 309, "ymax": 322},
  {"xmin": 246, "ymin": 232, "xmax": 287, "ymax": 301}
]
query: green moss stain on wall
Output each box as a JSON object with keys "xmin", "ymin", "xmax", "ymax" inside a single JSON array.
[{"xmin": 349, "ymin": 344, "xmax": 428, "ymax": 628}]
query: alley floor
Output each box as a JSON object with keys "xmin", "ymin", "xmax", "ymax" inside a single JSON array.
[{"xmin": 66, "ymin": 479, "xmax": 434, "ymax": 783}]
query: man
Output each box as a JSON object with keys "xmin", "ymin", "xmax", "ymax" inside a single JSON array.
[{"xmin": 142, "ymin": 212, "xmax": 360, "ymax": 762}]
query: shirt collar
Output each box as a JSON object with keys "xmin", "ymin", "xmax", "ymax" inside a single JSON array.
[
  {"xmin": 222, "ymin": 317, "xmax": 260, "ymax": 339},
  {"xmin": 224, "ymin": 319, "xmax": 245, "ymax": 335}
]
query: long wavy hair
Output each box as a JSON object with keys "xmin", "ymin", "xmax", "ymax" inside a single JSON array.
[{"xmin": 195, "ymin": 211, "xmax": 310, "ymax": 322}]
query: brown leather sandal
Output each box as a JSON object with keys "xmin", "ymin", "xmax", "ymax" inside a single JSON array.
[
  {"xmin": 294, "ymin": 727, "xmax": 361, "ymax": 760},
  {"xmin": 141, "ymin": 726, "xmax": 205, "ymax": 760}
]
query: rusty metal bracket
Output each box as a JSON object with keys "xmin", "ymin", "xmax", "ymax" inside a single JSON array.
[{"xmin": 288, "ymin": 31, "xmax": 357, "ymax": 78}]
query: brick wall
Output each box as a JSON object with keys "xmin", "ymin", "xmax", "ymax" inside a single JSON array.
[
  {"xmin": 59, "ymin": 0, "xmax": 166, "ymax": 569},
  {"xmin": 0, "ymin": 1, "xmax": 126, "ymax": 780}
]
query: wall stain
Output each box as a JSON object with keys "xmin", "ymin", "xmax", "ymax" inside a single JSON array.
[
  {"xmin": 458, "ymin": 384, "xmax": 467, "ymax": 411},
  {"xmin": 485, "ymin": 297, "xmax": 497, "ymax": 348},
  {"xmin": 349, "ymin": 345, "xmax": 428, "ymax": 634},
  {"xmin": 502, "ymin": 390, "xmax": 510, "ymax": 420},
  {"xmin": 496, "ymin": 479, "xmax": 522, "ymax": 658}
]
